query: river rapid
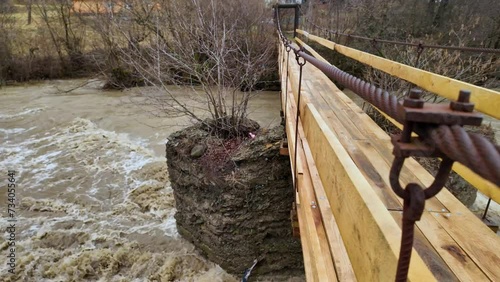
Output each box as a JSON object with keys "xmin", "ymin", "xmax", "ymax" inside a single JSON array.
[{"xmin": 0, "ymin": 79, "xmax": 283, "ymax": 281}]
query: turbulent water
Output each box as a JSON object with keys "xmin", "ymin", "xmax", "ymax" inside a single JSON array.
[{"xmin": 0, "ymin": 80, "xmax": 281, "ymax": 281}]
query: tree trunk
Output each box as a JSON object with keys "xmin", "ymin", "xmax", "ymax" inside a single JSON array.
[
  {"xmin": 27, "ymin": 0, "xmax": 32, "ymax": 25},
  {"xmin": 433, "ymin": 0, "xmax": 449, "ymax": 27}
]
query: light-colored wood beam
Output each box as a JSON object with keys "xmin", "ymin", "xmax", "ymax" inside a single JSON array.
[
  {"xmin": 296, "ymin": 30, "xmax": 500, "ymax": 119},
  {"xmin": 295, "ymin": 36, "xmax": 500, "ymax": 205}
]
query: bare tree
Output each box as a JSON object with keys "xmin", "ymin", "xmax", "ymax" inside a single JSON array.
[
  {"xmin": 100, "ymin": 0, "xmax": 276, "ymax": 136},
  {"xmin": 27, "ymin": 0, "xmax": 33, "ymax": 25},
  {"xmin": 36, "ymin": 0, "xmax": 86, "ymax": 72}
]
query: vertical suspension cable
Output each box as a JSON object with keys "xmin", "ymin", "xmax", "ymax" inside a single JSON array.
[
  {"xmin": 406, "ymin": 44, "xmax": 425, "ymax": 96},
  {"xmin": 284, "ymin": 46, "xmax": 291, "ymax": 122},
  {"xmin": 293, "ymin": 50, "xmax": 306, "ymax": 191}
]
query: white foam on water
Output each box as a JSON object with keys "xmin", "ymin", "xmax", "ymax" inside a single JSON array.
[
  {"xmin": 161, "ymin": 214, "xmax": 179, "ymax": 237},
  {"xmin": 0, "ymin": 144, "xmax": 37, "ymax": 173},
  {"xmin": 0, "ymin": 127, "xmax": 28, "ymax": 135},
  {"xmin": 0, "ymin": 107, "xmax": 44, "ymax": 119},
  {"xmin": 0, "ymin": 106, "xmax": 236, "ymax": 281}
]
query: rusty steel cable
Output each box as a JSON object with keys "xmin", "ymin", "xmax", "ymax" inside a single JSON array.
[
  {"xmin": 293, "ymin": 50, "xmax": 306, "ymax": 191},
  {"xmin": 430, "ymin": 125, "xmax": 500, "ymax": 186},
  {"xmin": 277, "ymin": 9, "xmax": 293, "ymax": 128},
  {"xmin": 284, "ymin": 45, "xmax": 291, "ymax": 122},
  {"xmin": 286, "ymin": 43, "xmax": 500, "ymax": 187},
  {"xmin": 288, "ymin": 45, "xmax": 403, "ymax": 122}
]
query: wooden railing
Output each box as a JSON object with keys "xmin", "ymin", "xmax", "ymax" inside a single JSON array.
[
  {"xmin": 279, "ymin": 31, "xmax": 500, "ymax": 281},
  {"xmin": 296, "ymin": 30, "xmax": 500, "ymax": 204}
]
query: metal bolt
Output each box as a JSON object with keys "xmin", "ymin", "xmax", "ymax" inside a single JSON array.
[
  {"xmin": 450, "ymin": 89, "xmax": 474, "ymax": 112},
  {"xmin": 403, "ymin": 89, "xmax": 424, "ymax": 109},
  {"xmin": 458, "ymin": 90, "xmax": 471, "ymax": 103},
  {"xmin": 409, "ymin": 89, "xmax": 423, "ymax": 99}
]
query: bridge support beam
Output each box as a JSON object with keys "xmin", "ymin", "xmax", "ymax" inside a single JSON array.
[{"xmin": 275, "ymin": 3, "xmax": 300, "ymax": 38}]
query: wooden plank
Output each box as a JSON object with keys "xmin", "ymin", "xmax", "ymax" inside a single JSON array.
[
  {"xmin": 297, "ymin": 61, "xmax": 447, "ymax": 212},
  {"xmin": 287, "ymin": 114, "xmax": 303, "ymax": 176},
  {"xmin": 284, "ymin": 97, "xmax": 338, "ymax": 281},
  {"xmin": 313, "ymin": 82, "xmax": 368, "ymax": 140},
  {"xmin": 302, "ymin": 103, "xmax": 436, "ymax": 281},
  {"xmin": 297, "ymin": 171, "xmax": 338, "ymax": 282},
  {"xmin": 296, "ymin": 173, "xmax": 321, "ymax": 282},
  {"xmin": 313, "ymin": 91, "xmax": 402, "ymax": 210},
  {"xmin": 296, "ymin": 188, "xmax": 318, "ymax": 282},
  {"xmin": 283, "ymin": 48, "xmax": 356, "ymax": 281},
  {"xmin": 283, "ymin": 64, "xmax": 338, "ymax": 280},
  {"xmin": 416, "ymin": 210, "xmax": 491, "ymax": 281},
  {"xmin": 286, "ymin": 88, "xmax": 357, "ymax": 280},
  {"xmin": 389, "ymin": 211, "xmax": 459, "ymax": 282},
  {"xmin": 297, "ymin": 31, "xmax": 335, "ymax": 50},
  {"xmin": 300, "ymin": 125, "xmax": 358, "ymax": 282},
  {"xmin": 282, "ymin": 44, "xmax": 317, "ymax": 281},
  {"xmin": 296, "ymin": 29, "xmax": 500, "ymax": 119},
  {"xmin": 296, "ymin": 36, "xmax": 500, "ymax": 208},
  {"xmin": 432, "ymin": 189, "xmax": 500, "ymax": 281}
]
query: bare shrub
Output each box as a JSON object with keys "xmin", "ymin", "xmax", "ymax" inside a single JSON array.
[
  {"xmin": 35, "ymin": 0, "xmax": 88, "ymax": 73},
  {"xmin": 364, "ymin": 24, "xmax": 498, "ymax": 101},
  {"xmin": 93, "ymin": 0, "xmax": 277, "ymax": 136}
]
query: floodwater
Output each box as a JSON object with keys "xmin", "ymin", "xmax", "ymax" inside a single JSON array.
[{"xmin": 0, "ymin": 79, "xmax": 282, "ymax": 281}]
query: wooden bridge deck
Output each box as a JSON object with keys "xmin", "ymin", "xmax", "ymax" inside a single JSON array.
[{"xmin": 279, "ymin": 41, "xmax": 500, "ymax": 281}]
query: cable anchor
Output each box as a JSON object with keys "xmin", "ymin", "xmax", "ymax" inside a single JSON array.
[{"xmin": 389, "ymin": 88, "xmax": 483, "ymax": 282}]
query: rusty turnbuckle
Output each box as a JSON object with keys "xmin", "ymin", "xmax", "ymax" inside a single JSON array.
[{"xmin": 390, "ymin": 89, "xmax": 483, "ymax": 282}]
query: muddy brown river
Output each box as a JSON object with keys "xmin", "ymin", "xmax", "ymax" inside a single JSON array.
[{"xmin": 0, "ymin": 79, "xmax": 287, "ymax": 281}]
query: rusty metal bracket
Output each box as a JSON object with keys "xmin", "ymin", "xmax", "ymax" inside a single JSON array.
[
  {"xmin": 392, "ymin": 89, "xmax": 483, "ymax": 159},
  {"xmin": 390, "ymin": 88, "xmax": 483, "ymax": 202},
  {"xmin": 390, "ymin": 88, "xmax": 483, "ymax": 282}
]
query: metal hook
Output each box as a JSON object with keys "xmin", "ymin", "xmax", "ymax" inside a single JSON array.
[
  {"xmin": 390, "ymin": 156, "xmax": 454, "ymax": 201},
  {"xmin": 295, "ymin": 54, "xmax": 306, "ymax": 66}
]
